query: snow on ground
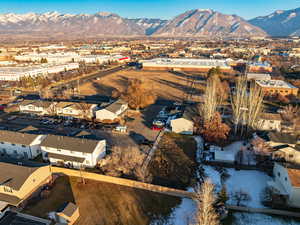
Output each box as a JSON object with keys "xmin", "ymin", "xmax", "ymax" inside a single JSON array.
[
  {"xmin": 151, "ymin": 187, "xmax": 197, "ymax": 225},
  {"xmin": 202, "ymin": 165, "xmax": 270, "ymax": 208},
  {"xmin": 153, "ymin": 137, "xmax": 300, "ymax": 225},
  {"xmin": 203, "ymin": 165, "xmax": 222, "ymax": 190},
  {"xmin": 225, "ymin": 168, "xmax": 270, "ymax": 208},
  {"xmin": 232, "ymin": 212, "xmax": 300, "ymax": 225}
]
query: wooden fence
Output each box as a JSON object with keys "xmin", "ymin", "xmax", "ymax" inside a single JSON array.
[{"xmin": 51, "ymin": 166, "xmax": 195, "ymax": 199}]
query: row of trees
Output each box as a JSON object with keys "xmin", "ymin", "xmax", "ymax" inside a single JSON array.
[
  {"xmin": 198, "ymin": 67, "xmax": 267, "ymax": 144},
  {"xmin": 231, "ymin": 76, "xmax": 264, "ymax": 136}
]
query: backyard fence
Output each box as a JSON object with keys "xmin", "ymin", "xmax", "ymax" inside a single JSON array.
[{"xmin": 51, "ymin": 166, "xmax": 195, "ymax": 199}]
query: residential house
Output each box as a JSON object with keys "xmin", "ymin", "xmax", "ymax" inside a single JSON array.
[
  {"xmin": 0, "ymin": 211, "xmax": 51, "ymax": 225},
  {"xmin": 19, "ymin": 100, "xmax": 56, "ymax": 115},
  {"xmin": 267, "ymin": 132, "xmax": 300, "ymax": 164},
  {"xmin": 95, "ymin": 99, "xmax": 128, "ymax": 122},
  {"xmin": 0, "ymin": 130, "xmax": 46, "ymax": 159},
  {"xmin": 0, "ymin": 162, "xmax": 51, "ymax": 206},
  {"xmin": 54, "ymin": 202, "xmax": 80, "ymax": 225},
  {"xmin": 257, "ymin": 113, "xmax": 282, "ymax": 132},
  {"xmin": 170, "ymin": 105, "xmax": 197, "ymax": 135},
  {"xmin": 40, "ymin": 134, "xmax": 106, "ymax": 169},
  {"xmin": 268, "ymin": 162, "xmax": 300, "ymax": 208},
  {"xmin": 55, "ymin": 102, "xmax": 97, "ymax": 120}
]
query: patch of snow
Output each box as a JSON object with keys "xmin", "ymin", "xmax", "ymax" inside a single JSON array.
[
  {"xmin": 225, "ymin": 169, "xmax": 270, "ymax": 208},
  {"xmin": 233, "ymin": 212, "xmax": 300, "ymax": 225},
  {"xmin": 203, "ymin": 165, "xmax": 222, "ymax": 190},
  {"xmin": 283, "ymin": 12, "xmax": 297, "ymax": 23}
]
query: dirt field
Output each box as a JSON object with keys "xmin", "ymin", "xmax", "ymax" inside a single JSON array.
[
  {"xmin": 79, "ymin": 69, "xmax": 206, "ymax": 101},
  {"xmin": 24, "ymin": 176, "xmax": 181, "ymax": 225}
]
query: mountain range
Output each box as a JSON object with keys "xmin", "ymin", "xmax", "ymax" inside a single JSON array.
[
  {"xmin": 249, "ymin": 8, "xmax": 300, "ymax": 37},
  {"xmin": 0, "ymin": 8, "xmax": 299, "ymax": 39}
]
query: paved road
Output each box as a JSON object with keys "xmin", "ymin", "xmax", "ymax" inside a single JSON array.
[{"xmin": 0, "ymin": 65, "xmax": 127, "ymax": 97}]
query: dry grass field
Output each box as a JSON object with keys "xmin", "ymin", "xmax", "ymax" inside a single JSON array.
[
  {"xmin": 79, "ymin": 69, "xmax": 206, "ymax": 101},
  {"xmin": 24, "ymin": 176, "xmax": 181, "ymax": 225}
]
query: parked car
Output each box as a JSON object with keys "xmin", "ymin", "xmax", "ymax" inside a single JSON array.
[
  {"xmin": 152, "ymin": 119, "xmax": 165, "ymax": 127},
  {"xmin": 152, "ymin": 125, "xmax": 164, "ymax": 131},
  {"xmin": 114, "ymin": 125, "xmax": 127, "ymax": 133}
]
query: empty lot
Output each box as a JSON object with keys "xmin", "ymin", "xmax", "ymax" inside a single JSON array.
[{"xmin": 79, "ymin": 69, "xmax": 206, "ymax": 101}]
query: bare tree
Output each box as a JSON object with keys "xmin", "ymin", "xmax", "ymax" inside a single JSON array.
[
  {"xmin": 121, "ymin": 79, "xmax": 156, "ymax": 110},
  {"xmin": 101, "ymin": 146, "xmax": 149, "ymax": 180},
  {"xmin": 200, "ymin": 75, "xmax": 218, "ymax": 124},
  {"xmin": 193, "ymin": 179, "xmax": 219, "ymax": 225},
  {"xmin": 281, "ymin": 105, "xmax": 299, "ymax": 123},
  {"xmin": 231, "ymin": 189, "xmax": 251, "ymax": 206},
  {"xmin": 231, "ymin": 77, "xmax": 264, "ymax": 136}
]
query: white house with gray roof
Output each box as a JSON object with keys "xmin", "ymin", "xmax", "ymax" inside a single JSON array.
[
  {"xmin": 40, "ymin": 134, "xmax": 106, "ymax": 169},
  {"xmin": 170, "ymin": 105, "xmax": 197, "ymax": 135},
  {"xmin": 95, "ymin": 99, "xmax": 128, "ymax": 122},
  {"xmin": 0, "ymin": 130, "xmax": 46, "ymax": 159}
]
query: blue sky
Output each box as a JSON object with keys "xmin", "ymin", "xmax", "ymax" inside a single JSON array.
[{"xmin": 0, "ymin": 0, "xmax": 299, "ymax": 19}]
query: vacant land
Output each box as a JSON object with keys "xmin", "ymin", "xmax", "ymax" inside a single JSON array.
[
  {"xmin": 79, "ymin": 69, "xmax": 206, "ymax": 101},
  {"xmin": 149, "ymin": 133, "xmax": 197, "ymax": 189},
  {"xmin": 24, "ymin": 176, "xmax": 181, "ymax": 225}
]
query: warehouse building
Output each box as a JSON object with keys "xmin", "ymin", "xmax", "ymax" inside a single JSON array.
[
  {"xmin": 255, "ymin": 79, "xmax": 299, "ymax": 96},
  {"xmin": 141, "ymin": 58, "xmax": 232, "ymax": 72},
  {"xmin": 0, "ymin": 63, "xmax": 79, "ymax": 81}
]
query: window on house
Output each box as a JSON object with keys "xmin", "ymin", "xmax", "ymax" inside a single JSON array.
[
  {"xmin": 4, "ymin": 186, "xmax": 12, "ymax": 193},
  {"xmin": 11, "ymin": 144, "xmax": 15, "ymax": 146},
  {"xmin": 0, "ymin": 142, "xmax": 3, "ymax": 144},
  {"xmin": 285, "ymin": 177, "xmax": 287, "ymax": 181},
  {"xmin": 277, "ymin": 172, "xmax": 281, "ymax": 177},
  {"xmin": 85, "ymin": 160, "xmax": 90, "ymax": 164},
  {"xmin": 21, "ymin": 145, "xmax": 26, "ymax": 148},
  {"xmin": 289, "ymin": 154, "xmax": 294, "ymax": 158},
  {"xmin": 57, "ymin": 149, "xmax": 61, "ymax": 152}
]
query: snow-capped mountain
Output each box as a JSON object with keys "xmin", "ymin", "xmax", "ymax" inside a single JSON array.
[
  {"xmin": 152, "ymin": 9, "xmax": 267, "ymax": 37},
  {"xmin": 249, "ymin": 8, "xmax": 300, "ymax": 36},
  {"xmin": 0, "ymin": 12, "xmax": 144, "ymax": 39},
  {"xmin": 0, "ymin": 10, "xmax": 267, "ymax": 39},
  {"xmin": 128, "ymin": 18, "xmax": 167, "ymax": 35}
]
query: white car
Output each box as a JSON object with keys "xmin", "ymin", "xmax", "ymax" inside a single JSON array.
[{"xmin": 152, "ymin": 120, "xmax": 165, "ymax": 127}]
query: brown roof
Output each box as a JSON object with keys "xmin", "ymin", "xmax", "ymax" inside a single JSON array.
[
  {"xmin": 41, "ymin": 135, "xmax": 103, "ymax": 154},
  {"xmin": 48, "ymin": 152, "xmax": 85, "ymax": 163},
  {"xmin": 287, "ymin": 168, "xmax": 300, "ymax": 188},
  {"xmin": 19, "ymin": 100, "xmax": 54, "ymax": 108},
  {"xmin": 0, "ymin": 130, "xmax": 39, "ymax": 145},
  {"xmin": 0, "ymin": 162, "xmax": 44, "ymax": 191},
  {"xmin": 260, "ymin": 113, "xmax": 282, "ymax": 121},
  {"xmin": 268, "ymin": 132, "xmax": 298, "ymax": 144},
  {"xmin": 59, "ymin": 202, "xmax": 78, "ymax": 217},
  {"xmin": 0, "ymin": 193, "xmax": 21, "ymax": 206}
]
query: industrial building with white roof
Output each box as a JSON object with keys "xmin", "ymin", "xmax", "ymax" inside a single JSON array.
[{"xmin": 141, "ymin": 58, "xmax": 232, "ymax": 72}]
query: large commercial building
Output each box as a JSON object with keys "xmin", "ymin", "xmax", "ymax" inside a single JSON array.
[
  {"xmin": 255, "ymin": 79, "xmax": 299, "ymax": 96},
  {"xmin": 15, "ymin": 53, "xmax": 129, "ymax": 64},
  {"xmin": 141, "ymin": 58, "xmax": 232, "ymax": 72},
  {"xmin": 0, "ymin": 63, "xmax": 79, "ymax": 81}
]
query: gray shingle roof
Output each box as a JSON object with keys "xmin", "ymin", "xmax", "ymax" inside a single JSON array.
[
  {"xmin": 41, "ymin": 135, "xmax": 103, "ymax": 154},
  {"xmin": 0, "ymin": 130, "xmax": 39, "ymax": 145},
  {"xmin": 105, "ymin": 99, "xmax": 127, "ymax": 113},
  {"xmin": 0, "ymin": 162, "xmax": 45, "ymax": 191},
  {"xmin": 182, "ymin": 105, "xmax": 199, "ymax": 121}
]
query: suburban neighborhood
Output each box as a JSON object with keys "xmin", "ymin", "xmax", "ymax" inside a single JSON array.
[{"xmin": 1, "ymin": 2, "xmax": 300, "ymax": 225}]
